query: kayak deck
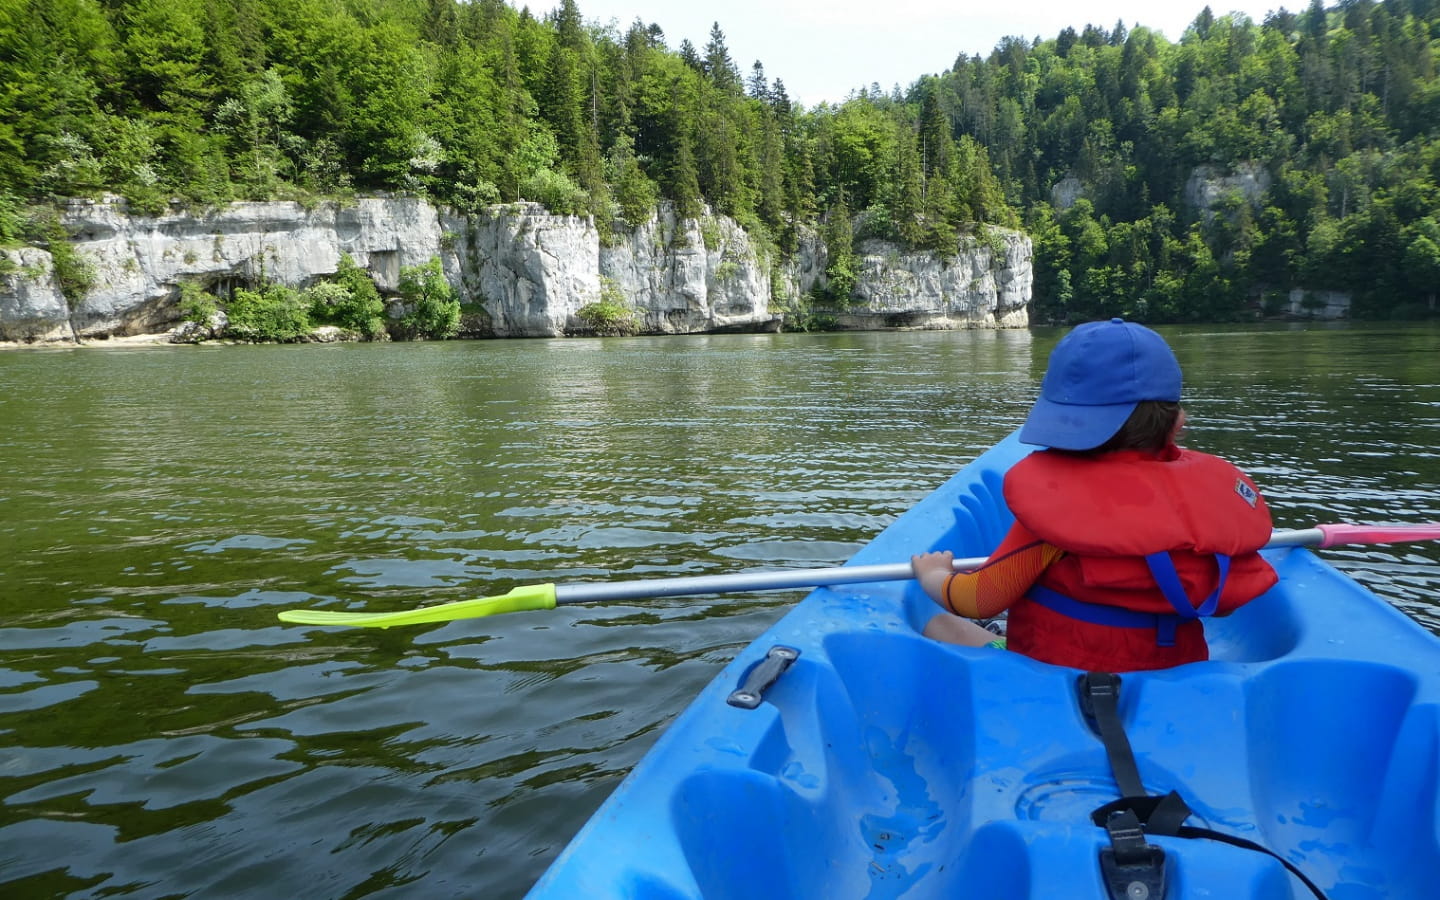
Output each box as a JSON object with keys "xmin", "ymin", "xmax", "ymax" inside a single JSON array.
[{"xmin": 528, "ymin": 433, "xmax": 1440, "ymax": 899}]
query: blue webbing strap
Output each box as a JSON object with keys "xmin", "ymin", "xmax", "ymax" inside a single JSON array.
[
  {"xmin": 1027, "ymin": 584, "xmax": 1182, "ymax": 647},
  {"xmin": 1144, "ymin": 552, "xmax": 1229, "ymax": 619},
  {"xmin": 1029, "ymin": 552, "xmax": 1235, "ymax": 648}
]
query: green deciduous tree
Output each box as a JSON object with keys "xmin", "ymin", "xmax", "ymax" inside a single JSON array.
[
  {"xmin": 397, "ymin": 258, "xmax": 460, "ymax": 339},
  {"xmin": 226, "ymin": 284, "xmax": 312, "ymax": 342},
  {"xmin": 309, "ymin": 254, "xmax": 387, "ymax": 338}
]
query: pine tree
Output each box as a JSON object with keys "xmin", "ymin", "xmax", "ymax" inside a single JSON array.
[
  {"xmin": 668, "ymin": 129, "xmax": 702, "ymax": 219},
  {"xmin": 823, "ymin": 197, "xmax": 858, "ymax": 304},
  {"xmin": 892, "ymin": 121, "xmax": 926, "ymax": 246},
  {"xmin": 748, "ymin": 61, "xmax": 769, "ymax": 101},
  {"xmin": 703, "ymin": 23, "xmax": 740, "ymax": 95},
  {"xmin": 756, "ymin": 110, "xmax": 785, "ymax": 228},
  {"xmin": 917, "ymin": 86, "xmax": 952, "ymax": 177}
]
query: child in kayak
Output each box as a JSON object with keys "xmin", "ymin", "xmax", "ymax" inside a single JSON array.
[{"xmin": 912, "ymin": 318, "xmax": 1278, "ymax": 671}]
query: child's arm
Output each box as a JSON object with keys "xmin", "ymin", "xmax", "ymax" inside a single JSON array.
[{"xmin": 912, "ymin": 523, "xmax": 1063, "ymax": 618}]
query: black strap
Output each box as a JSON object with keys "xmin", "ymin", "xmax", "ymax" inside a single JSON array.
[
  {"xmin": 1175, "ymin": 825, "xmax": 1331, "ymax": 900},
  {"xmin": 1078, "ymin": 673, "xmax": 1174, "ymax": 900},
  {"xmin": 1091, "ymin": 792, "xmax": 1192, "ymax": 838},
  {"xmin": 1077, "ymin": 672, "xmax": 1150, "ymax": 799},
  {"xmin": 1076, "ymin": 672, "xmax": 1331, "ymax": 900}
]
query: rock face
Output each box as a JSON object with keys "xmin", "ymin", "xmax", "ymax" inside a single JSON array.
[
  {"xmin": 1185, "ymin": 161, "xmax": 1272, "ymax": 215},
  {"xmin": 602, "ymin": 205, "xmax": 775, "ymax": 335},
  {"xmin": 1286, "ymin": 289, "xmax": 1351, "ymax": 319},
  {"xmin": 0, "ymin": 196, "xmax": 1034, "ymax": 342},
  {"xmin": 1049, "ymin": 175, "xmax": 1085, "ymax": 211},
  {"xmin": 447, "ymin": 203, "xmax": 603, "ymax": 338},
  {"xmin": 842, "ymin": 231, "xmax": 1032, "ymax": 329},
  {"xmin": 0, "ymin": 248, "xmax": 70, "ymax": 342},
  {"xmin": 1049, "ymin": 162, "xmax": 1276, "ymax": 218}
]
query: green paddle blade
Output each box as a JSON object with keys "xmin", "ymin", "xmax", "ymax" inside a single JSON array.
[{"xmin": 277, "ymin": 583, "xmax": 558, "ymax": 628}]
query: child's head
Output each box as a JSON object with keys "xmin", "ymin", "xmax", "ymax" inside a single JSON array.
[
  {"xmin": 1092, "ymin": 400, "xmax": 1184, "ymax": 452},
  {"xmin": 1019, "ymin": 318, "xmax": 1182, "ymax": 451}
]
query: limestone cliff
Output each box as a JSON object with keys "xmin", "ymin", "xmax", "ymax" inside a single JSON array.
[
  {"xmin": 842, "ymin": 231, "xmax": 1032, "ymax": 329},
  {"xmin": 0, "ymin": 196, "xmax": 1033, "ymax": 343}
]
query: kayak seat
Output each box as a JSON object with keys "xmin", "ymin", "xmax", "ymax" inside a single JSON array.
[
  {"xmin": 1202, "ymin": 580, "xmax": 1301, "ymax": 663},
  {"xmin": 1048, "ymin": 662, "xmax": 1440, "ymax": 899},
  {"xmin": 1241, "ymin": 661, "xmax": 1440, "ymax": 897},
  {"xmin": 667, "ymin": 629, "xmax": 980, "ymax": 899}
]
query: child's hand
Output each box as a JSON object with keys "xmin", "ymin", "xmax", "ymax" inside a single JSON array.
[
  {"xmin": 911, "ymin": 551, "xmax": 956, "ymax": 603},
  {"xmin": 911, "ymin": 550, "xmax": 955, "ymax": 579}
]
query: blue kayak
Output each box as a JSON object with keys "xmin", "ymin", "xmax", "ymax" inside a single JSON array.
[{"xmin": 527, "ymin": 432, "xmax": 1440, "ymax": 900}]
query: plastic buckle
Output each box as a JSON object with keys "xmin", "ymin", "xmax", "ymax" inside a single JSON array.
[{"xmin": 1099, "ymin": 809, "xmax": 1167, "ymax": 900}]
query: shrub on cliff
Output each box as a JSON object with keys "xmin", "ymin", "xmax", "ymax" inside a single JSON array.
[
  {"xmin": 397, "ymin": 259, "xmax": 460, "ymax": 339},
  {"xmin": 0, "ymin": 195, "xmax": 23, "ymax": 245},
  {"xmin": 179, "ymin": 282, "xmax": 220, "ymax": 324},
  {"xmin": 576, "ymin": 278, "xmax": 637, "ymax": 336},
  {"xmin": 520, "ymin": 169, "xmax": 588, "ymax": 216},
  {"xmin": 226, "ymin": 285, "xmax": 312, "ymax": 342},
  {"xmin": 308, "ymin": 255, "xmax": 386, "ymax": 338}
]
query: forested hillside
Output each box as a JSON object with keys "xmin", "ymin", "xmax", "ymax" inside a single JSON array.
[
  {"xmin": 2, "ymin": 0, "xmax": 1437, "ymax": 321},
  {"xmin": 948, "ymin": 1, "xmax": 1440, "ymax": 320}
]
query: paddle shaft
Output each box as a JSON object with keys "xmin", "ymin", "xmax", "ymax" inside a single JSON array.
[
  {"xmin": 553, "ymin": 526, "xmax": 1338, "ymax": 606},
  {"xmin": 554, "ymin": 559, "xmax": 969, "ymax": 605}
]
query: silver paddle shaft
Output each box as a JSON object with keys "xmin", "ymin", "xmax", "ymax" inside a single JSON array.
[
  {"xmin": 553, "ymin": 527, "xmax": 1327, "ymax": 606},
  {"xmin": 553, "ymin": 556, "xmax": 985, "ymax": 605}
]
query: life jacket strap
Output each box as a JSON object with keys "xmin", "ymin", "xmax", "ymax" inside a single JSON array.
[
  {"xmin": 1027, "ymin": 551, "xmax": 1234, "ymax": 647},
  {"xmin": 1027, "ymin": 584, "xmax": 1182, "ymax": 647},
  {"xmin": 1144, "ymin": 551, "xmax": 1229, "ymax": 619}
]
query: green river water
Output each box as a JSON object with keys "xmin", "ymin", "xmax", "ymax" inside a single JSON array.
[{"xmin": 1, "ymin": 323, "xmax": 1438, "ymax": 898}]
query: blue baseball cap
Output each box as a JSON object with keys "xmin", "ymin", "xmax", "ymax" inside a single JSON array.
[{"xmin": 1019, "ymin": 318, "xmax": 1182, "ymax": 450}]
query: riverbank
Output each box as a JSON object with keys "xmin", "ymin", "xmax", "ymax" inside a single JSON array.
[
  {"xmin": 0, "ymin": 316, "xmax": 1026, "ymax": 349},
  {"xmin": 0, "ymin": 332, "xmax": 176, "ymax": 350},
  {"xmin": 0, "ymin": 323, "xmax": 382, "ymax": 349}
]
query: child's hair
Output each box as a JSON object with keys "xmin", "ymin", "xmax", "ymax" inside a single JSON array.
[{"xmin": 1090, "ymin": 400, "xmax": 1182, "ymax": 453}]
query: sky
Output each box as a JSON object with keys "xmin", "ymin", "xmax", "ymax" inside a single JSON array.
[{"xmin": 525, "ymin": 0, "xmax": 1292, "ymax": 107}]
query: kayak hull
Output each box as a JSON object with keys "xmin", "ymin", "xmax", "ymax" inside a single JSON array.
[{"xmin": 529, "ymin": 432, "xmax": 1440, "ymax": 899}]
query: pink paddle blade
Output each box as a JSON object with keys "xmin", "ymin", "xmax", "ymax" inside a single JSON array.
[{"xmin": 1317, "ymin": 523, "xmax": 1440, "ymax": 548}]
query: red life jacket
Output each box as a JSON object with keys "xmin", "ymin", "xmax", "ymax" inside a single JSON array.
[{"xmin": 1002, "ymin": 445, "xmax": 1278, "ymax": 672}]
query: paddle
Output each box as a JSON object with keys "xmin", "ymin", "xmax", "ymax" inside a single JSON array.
[{"xmin": 275, "ymin": 522, "xmax": 1440, "ymax": 629}]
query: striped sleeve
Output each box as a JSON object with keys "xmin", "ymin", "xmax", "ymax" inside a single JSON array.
[{"xmin": 942, "ymin": 523, "xmax": 1064, "ymax": 619}]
